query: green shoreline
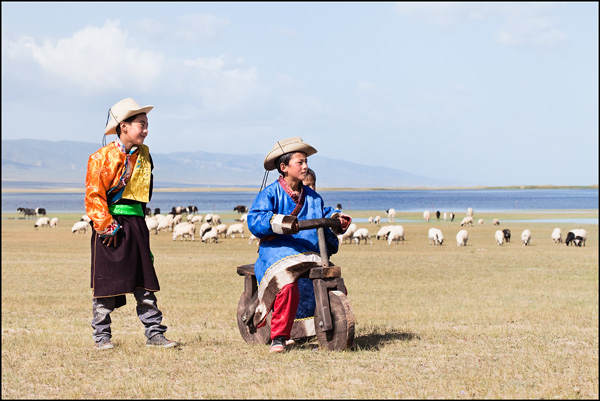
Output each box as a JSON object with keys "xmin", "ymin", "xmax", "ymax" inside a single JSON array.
[{"xmin": 1, "ymin": 184, "xmax": 597, "ymax": 194}]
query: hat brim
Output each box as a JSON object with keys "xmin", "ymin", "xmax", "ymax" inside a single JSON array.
[
  {"xmin": 264, "ymin": 142, "xmax": 317, "ymax": 171},
  {"xmin": 105, "ymin": 105, "xmax": 153, "ymax": 135}
]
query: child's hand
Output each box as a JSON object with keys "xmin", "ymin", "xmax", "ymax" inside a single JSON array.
[{"xmin": 338, "ymin": 214, "xmax": 352, "ymax": 232}]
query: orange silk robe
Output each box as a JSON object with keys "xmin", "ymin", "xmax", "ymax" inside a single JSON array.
[{"xmin": 85, "ymin": 140, "xmax": 152, "ymax": 234}]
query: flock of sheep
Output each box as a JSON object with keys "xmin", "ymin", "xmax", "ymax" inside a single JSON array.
[
  {"xmin": 347, "ymin": 207, "xmax": 588, "ymax": 247},
  {"xmin": 29, "ymin": 205, "xmax": 588, "ymax": 248}
]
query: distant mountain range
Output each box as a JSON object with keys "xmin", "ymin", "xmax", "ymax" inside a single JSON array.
[{"xmin": 1, "ymin": 139, "xmax": 462, "ymax": 189}]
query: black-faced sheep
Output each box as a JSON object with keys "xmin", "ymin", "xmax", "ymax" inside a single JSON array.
[
  {"xmin": 551, "ymin": 228, "xmax": 562, "ymax": 243},
  {"xmin": 503, "ymin": 229, "xmax": 511, "ymax": 243},
  {"xmin": 387, "ymin": 226, "xmax": 404, "ymax": 245},
  {"xmin": 428, "ymin": 228, "xmax": 444, "ymax": 246}
]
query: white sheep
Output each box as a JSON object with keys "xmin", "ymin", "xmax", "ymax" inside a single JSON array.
[
  {"xmin": 72, "ymin": 221, "xmax": 88, "ymax": 234},
  {"xmin": 352, "ymin": 228, "xmax": 372, "ymax": 245},
  {"xmin": 478, "ymin": 219, "xmax": 483, "ymax": 225},
  {"xmin": 186, "ymin": 214, "xmax": 193, "ymax": 222},
  {"xmin": 467, "ymin": 207, "xmax": 474, "ymax": 217},
  {"xmin": 172, "ymin": 222, "xmax": 196, "ymax": 241},
  {"xmin": 521, "ymin": 229, "xmax": 532, "ymax": 246},
  {"xmin": 493, "ymin": 218, "xmax": 500, "ymax": 226},
  {"xmin": 146, "ymin": 217, "xmax": 159, "ymax": 235},
  {"xmin": 387, "ymin": 225, "xmax": 405, "ymax": 245},
  {"xmin": 191, "ymin": 215, "xmax": 203, "ymax": 224},
  {"xmin": 239, "ymin": 213, "xmax": 248, "ymax": 222},
  {"xmin": 227, "ymin": 223, "xmax": 245, "ymax": 238},
  {"xmin": 156, "ymin": 217, "xmax": 171, "ymax": 233},
  {"xmin": 456, "ymin": 229, "xmax": 469, "ymax": 246},
  {"xmin": 494, "ymin": 230, "xmax": 505, "ymax": 245},
  {"xmin": 428, "ymin": 228, "xmax": 444, "ymax": 246},
  {"xmin": 50, "ymin": 217, "xmax": 59, "ymax": 228},
  {"xmin": 199, "ymin": 222, "xmax": 212, "ymax": 238},
  {"xmin": 34, "ymin": 217, "xmax": 50, "ymax": 228},
  {"xmin": 551, "ymin": 228, "xmax": 562, "ymax": 243},
  {"xmin": 443, "ymin": 212, "xmax": 448, "ymax": 221},
  {"xmin": 376, "ymin": 225, "xmax": 394, "ymax": 240},
  {"xmin": 373, "ymin": 215, "xmax": 381, "ymax": 224},
  {"xmin": 423, "ymin": 210, "xmax": 431, "ymax": 222},
  {"xmin": 81, "ymin": 214, "xmax": 91, "ymax": 223},
  {"xmin": 202, "ymin": 227, "xmax": 219, "ymax": 243},
  {"xmin": 215, "ymin": 223, "xmax": 228, "ymax": 238},
  {"xmin": 367, "ymin": 217, "xmax": 374, "ymax": 224},
  {"xmin": 386, "ymin": 208, "xmax": 396, "ymax": 222},
  {"xmin": 211, "ymin": 214, "xmax": 222, "ymax": 226},
  {"xmin": 338, "ymin": 223, "xmax": 357, "ymax": 244},
  {"xmin": 460, "ymin": 216, "xmax": 474, "ymax": 227}
]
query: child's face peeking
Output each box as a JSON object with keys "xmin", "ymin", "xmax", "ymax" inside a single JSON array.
[{"xmin": 281, "ymin": 152, "xmax": 308, "ymax": 183}]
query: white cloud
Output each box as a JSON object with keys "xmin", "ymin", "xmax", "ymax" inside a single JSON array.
[
  {"xmin": 175, "ymin": 14, "xmax": 229, "ymax": 42},
  {"xmin": 3, "ymin": 20, "xmax": 165, "ymax": 93},
  {"xmin": 394, "ymin": 2, "xmax": 567, "ymax": 46}
]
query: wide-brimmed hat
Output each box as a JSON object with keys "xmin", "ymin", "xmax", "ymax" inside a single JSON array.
[
  {"xmin": 105, "ymin": 97, "xmax": 153, "ymax": 135},
  {"xmin": 263, "ymin": 137, "xmax": 317, "ymax": 171}
]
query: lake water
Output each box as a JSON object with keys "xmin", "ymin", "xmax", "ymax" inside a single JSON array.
[{"xmin": 2, "ymin": 188, "xmax": 597, "ymax": 224}]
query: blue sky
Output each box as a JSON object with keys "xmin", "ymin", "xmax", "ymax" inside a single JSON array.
[{"xmin": 2, "ymin": 2, "xmax": 598, "ymax": 186}]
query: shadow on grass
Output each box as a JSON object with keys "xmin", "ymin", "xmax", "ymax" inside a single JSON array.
[
  {"xmin": 288, "ymin": 330, "xmax": 420, "ymax": 352},
  {"xmin": 352, "ymin": 330, "xmax": 420, "ymax": 351}
]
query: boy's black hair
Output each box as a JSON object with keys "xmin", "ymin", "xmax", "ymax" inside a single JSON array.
[
  {"xmin": 115, "ymin": 113, "xmax": 145, "ymax": 137},
  {"xmin": 275, "ymin": 153, "xmax": 294, "ymax": 175}
]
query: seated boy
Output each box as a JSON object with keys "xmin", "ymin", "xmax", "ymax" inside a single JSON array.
[{"xmin": 247, "ymin": 137, "xmax": 351, "ymax": 353}]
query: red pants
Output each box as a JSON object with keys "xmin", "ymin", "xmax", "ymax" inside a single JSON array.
[{"xmin": 270, "ymin": 282, "xmax": 299, "ymax": 340}]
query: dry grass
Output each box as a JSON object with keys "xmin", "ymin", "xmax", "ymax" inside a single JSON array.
[{"xmin": 2, "ymin": 210, "xmax": 598, "ymax": 399}]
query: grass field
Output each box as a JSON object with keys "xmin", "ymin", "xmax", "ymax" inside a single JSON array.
[{"xmin": 2, "ymin": 210, "xmax": 598, "ymax": 399}]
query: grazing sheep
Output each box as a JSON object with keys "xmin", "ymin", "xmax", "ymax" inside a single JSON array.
[
  {"xmin": 50, "ymin": 217, "xmax": 59, "ymax": 228},
  {"xmin": 227, "ymin": 223, "xmax": 245, "ymax": 238},
  {"xmin": 202, "ymin": 227, "xmax": 219, "ymax": 243},
  {"xmin": 238, "ymin": 213, "xmax": 248, "ymax": 223},
  {"xmin": 373, "ymin": 215, "xmax": 381, "ymax": 224},
  {"xmin": 215, "ymin": 223, "xmax": 228, "ymax": 238},
  {"xmin": 478, "ymin": 219, "xmax": 484, "ymax": 225},
  {"xmin": 460, "ymin": 216, "xmax": 474, "ymax": 227},
  {"xmin": 72, "ymin": 221, "xmax": 89, "ymax": 234},
  {"xmin": 36, "ymin": 207, "xmax": 47, "ymax": 216},
  {"xmin": 494, "ymin": 230, "xmax": 505, "ymax": 245},
  {"xmin": 34, "ymin": 217, "xmax": 50, "ymax": 228},
  {"xmin": 338, "ymin": 223, "xmax": 357, "ymax": 244},
  {"xmin": 156, "ymin": 217, "xmax": 171, "ymax": 233},
  {"xmin": 172, "ymin": 222, "xmax": 196, "ymax": 241},
  {"xmin": 435, "ymin": 210, "xmax": 441, "ymax": 220},
  {"xmin": 428, "ymin": 228, "xmax": 444, "ymax": 246},
  {"xmin": 521, "ymin": 229, "xmax": 532, "ymax": 246},
  {"xmin": 211, "ymin": 214, "xmax": 222, "ymax": 226},
  {"xmin": 443, "ymin": 212, "xmax": 448, "ymax": 221},
  {"xmin": 173, "ymin": 214, "xmax": 183, "ymax": 226},
  {"xmin": 146, "ymin": 217, "xmax": 159, "ymax": 235},
  {"xmin": 450, "ymin": 212, "xmax": 455, "ymax": 222},
  {"xmin": 352, "ymin": 228, "xmax": 372, "ymax": 245},
  {"xmin": 467, "ymin": 207, "xmax": 474, "ymax": 217},
  {"xmin": 191, "ymin": 215, "xmax": 203, "ymax": 224},
  {"xmin": 204, "ymin": 214, "xmax": 213, "ymax": 224},
  {"xmin": 367, "ymin": 217, "xmax": 374, "ymax": 224},
  {"xmin": 387, "ymin": 225, "xmax": 405, "ymax": 245},
  {"xmin": 376, "ymin": 225, "xmax": 394, "ymax": 240},
  {"xmin": 551, "ymin": 228, "xmax": 562, "ymax": 244},
  {"xmin": 502, "ymin": 229, "xmax": 511, "ymax": 243},
  {"xmin": 423, "ymin": 210, "xmax": 431, "ymax": 222},
  {"xmin": 456, "ymin": 229, "xmax": 469, "ymax": 246},
  {"xmin": 566, "ymin": 229, "xmax": 587, "ymax": 247},
  {"xmin": 233, "ymin": 205, "xmax": 248, "ymax": 214},
  {"xmin": 199, "ymin": 222, "xmax": 212, "ymax": 238},
  {"xmin": 493, "ymin": 218, "xmax": 500, "ymax": 226},
  {"xmin": 386, "ymin": 208, "xmax": 396, "ymax": 222}
]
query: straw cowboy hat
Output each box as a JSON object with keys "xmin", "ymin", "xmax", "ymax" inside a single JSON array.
[
  {"xmin": 263, "ymin": 137, "xmax": 318, "ymax": 171},
  {"xmin": 105, "ymin": 98, "xmax": 153, "ymax": 135}
]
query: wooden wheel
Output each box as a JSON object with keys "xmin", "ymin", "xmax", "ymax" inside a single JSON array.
[
  {"xmin": 236, "ymin": 292, "xmax": 271, "ymax": 344},
  {"xmin": 315, "ymin": 290, "xmax": 355, "ymax": 351}
]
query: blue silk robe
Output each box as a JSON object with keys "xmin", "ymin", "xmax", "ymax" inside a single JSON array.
[{"xmin": 247, "ymin": 179, "xmax": 340, "ymax": 322}]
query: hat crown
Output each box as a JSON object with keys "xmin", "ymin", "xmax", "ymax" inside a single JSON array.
[
  {"xmin": 104, "ymin": 97, "xmax": 153, "ymax": 135},
  {"xmin": 263, "ymin": 136, "xmax": 317, "ymax": 171}
]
